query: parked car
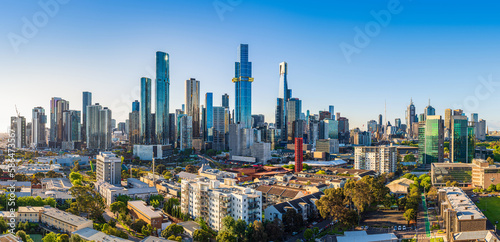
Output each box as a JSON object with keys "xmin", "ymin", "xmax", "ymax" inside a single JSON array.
[
  {"xmin": 403, "ymin": 226, "xmax": 407, "ymax": 230},
  {"xmin": 365, "ymin": 226, "xmax": 369, "ymax": 230},
  {"xmin": 394, "ymin": 226, "xmax": 397, "ymax": 231},
  {"xmin": 398, "ymin": 226, "xmax": 402, "ymax": 231}
]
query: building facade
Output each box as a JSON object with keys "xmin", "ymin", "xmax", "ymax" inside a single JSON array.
[
  {"xmin": 233, "ymin": 44, "xmax": 253, "ymax": 129},
  {"xmin": 354, "ymin": 146, "xmax": 397, "ymax": 174},
  {"xmin": 96, "ymin": 152, "xmax": 121, "ymax": 185}
]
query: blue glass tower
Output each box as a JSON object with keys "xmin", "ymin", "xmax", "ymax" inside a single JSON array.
[
  {"xmin": 82, "ymin": 91, "xmax": 92, "ymax": 141},
  {"xmin": 132, "ymin": 100, "xmax": 140, "ymax": 112},
  {"xmin": 233, "ymin": 44, "xmax": 253, "ymax": 128},
  {"xmin": 141, "ymin": 77, "xmax": 152, "ymax": 144},
  {"xmin": 156, "ymin": 51, "xmax": 170, "ymax": 145},
  {"xmin": 205, "ymin": 92, "xmax": 213, "ymax": 142}
]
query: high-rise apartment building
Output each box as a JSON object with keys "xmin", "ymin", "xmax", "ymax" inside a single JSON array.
[
  {"xmin": 11, "ymin": 116, "xmax": 26, "ymax": 148},
  {"xmin": 86, "ymin": 104, "xmax": 112, "ymax": 150},
  {"xmin": 62, "ymin": 110, "xmax": 81, "ymax": 142},
  {"xmin": 129, "ymin": 101, "xmax": 140, "ymax": 145},
  {"xmin": 96, "ymin": 152, "xmax": 121, "ymax": 185},
  {"xmin": 185, "ymin": 78, "xmax": 200, "ymax": 138},
  {"xmin": 82, "ymin": 92, "xmax": 92, "ymax": 142},
  {"xmin": 295, "ymin": 138, "xmax": 303, "ymax": 172},
  {"xmin": 354, "ymin": 146, "xmax": 397, "ymax": 174},
  {"xmin": 233, "ymin": 44, "xmax": 253, "ymax": 128},
  {"xmin": 222, "ymin": 94, "xmax": 229, "ymax": 109},
  {"xmin": 155, "ymin": 51, "xmax": 170, "ymax": 145},
  {"xmin": 31, "ymin": 107, "xmax": 47, "ymax": 148},
  {"xmin": 178, "ymin": 115, "xmax": 193, "ymax": 151},
  {"xmin": 418, "ymin": 115, "xmax": 444, "ymax": 164},
  {"xmin": 168, "ymin": 113, "xmax": 176, "ymax": 146},
  {"xmin": 50, "ymin": 97, "xmax": 69, "ymax": 147},
  {"xmin": 405, "ymin": 99, "xmax": 416, "ymax": 139},
  {"xmin": 213, "ymin": 107, "xmax": 226, "ymax": 151},
  {"xmin": 141, "ymin": 77, "xmax": 152, "ymax": 144},
  {"xmin": 286, "ymin": 98, "xmax": 301, "ymax": 142},
  {"xmin": 181, "ymin": 178, "xmax": 262, "ymax": 231},
  {"xmin": 205, "ymin": 93, "xmax": 213, "ymax": 142},
  {"xmin": 450, "ymin": 115, "xmax": 475, "ymax": 163},
  {"xmin": 99, "ymin": 108, "xmax": 112, "ymax": 150}
]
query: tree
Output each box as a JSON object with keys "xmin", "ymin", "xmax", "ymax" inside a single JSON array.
[
  {"xmin": 193, "ymin": 229, "xmax": 211, "ymax": 242},
  {"xmin": 161, "ymin": 224, "xmax": 184, "ymax": 238},
  {"xmin": 304, "ymin": 228, "xmax": 313, "ymax": 241},
  {"xmin": 251, "ymin": 221, "xmax": 267, "ymax": 242},
  {"xmin": 216, "ymin": 231, "xmax": 236, "ymax": 242},
  {"xmin": 265, "ymin": 219, "xmax": 284, "ymax": 242},
  {"xmin": 220, "ymin": 216, "xmax": 236, "ymax": 235},
  {"xmin": 487, "ymin": 184, "xmax": 496, "ymax": 192},
  {"xmin": 282, "ymin": 208, "xmax": 303, "ymax": 232},
  {"xmin": 131, "ymin": 219, "xmax": 148, "ymax": 232},
  {"xmin": 403, "ymin": 154, "xmax": 416, "ymax": 162},
  {"xmin": 110, "ymin": 201, "xmax": 127, "ymax": 217},
  {"xmin": 16, "ymin": 231, "xmax": 33, "ymax": 242},
  {"xmin": 186, "ymin": 165, "xmax": 199, "ymax": 174},
  {"xmin": 142, "ymin": 224, "xmax": 153, "ymax": 237},
  {"xmin": 344, "ymin": 179, "xmax": 372, "ymax": 221},
  {"xmin": 404, "ymin": 209, "xmax": 416, "ymax": 225},
  {"xmin": 496, "ymin": 183, "xmax": 500, "ymax": 192},
  {"xmin": 57, "ymin": 234, "xmax": 69, "ymax": 242},
  {"xmin": 234, "ymin": 219, "xmax": 247, "ymax": 240},
  {"xmin": 69, "ymin": 234, "xmax": 82, "ymax": 242},
  {"xmin": 163, "ymin": 170, "xmax": 173, "ymax": 180},
  {"xmin": 316, "ymin": 188, "xmax": 350, "ymax": 225},
  {"xmin": 69, "ymin": 172, "xmax": 83, "ymax": 185},
  {"xmin": 69, "ymin": 185, "xmax": 105, "ymax": 221},
  {"xmin": 156, "ymin": 164, "xmax": 166, "ymax": 174},
  {"xmin": 316, "ymin": 170, "xmax": 326, "ymax": 175},
  {"xmin": 487, "ymin": 157, "xmax": 495, "ymax": 165},
  {"xmin": 42, "ymin": 232, "xmax": 58, "ymax": 242}
]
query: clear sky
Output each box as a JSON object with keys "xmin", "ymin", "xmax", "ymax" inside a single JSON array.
[{"xmin": 2, "ymin": 0, "xmax": 500, "ymax": 132}]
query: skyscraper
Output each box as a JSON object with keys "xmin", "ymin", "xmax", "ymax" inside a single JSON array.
[
  {"xmin": 99, "ymin": 108, "xmax": 113, "ymax": 150},
  {"xmin": 63, "ymin": 110, "xmax": 81, "ymax": 142},
  {"xmin": 450, "ymin": 115, "xmax": 475, "ymax": 163},
  {"xmin": 82, "ymin": 92, "xmax": 92, "ymax": 142},
  {"xmin": 86, "ymin": 103, "xmax": 102, "ymax": 150},
  {"xmin": 178, "ymin": 114, "xmax": 193, "ymax": 151},
  {"xmin": 329, "ymin": 105, "xmax": 335, "ymax": 120},
  {"xmin": 49, "ymin": 97, "xmax": 69, "ymax": 147},
  {"xmin": 222, "ymin": 94, "xmax": 229, "ymax": 108},
  {"xmin": 32, "ymin": 107, "xmax": 47, "ymax": 148},
  {"xmin": 156, "ymin": 51, "xmax": 170, "ymax": 145},
  {"xmin": 294, "ymin": 137, "xmax": 303, "ymax": 173},
  {"xmin": 424, "ymin": 100, "xmax": 435, "ymax": 121},
  {"xmin": 233, "ymin": 44, "xmax": 253, "ymax": 128},
  {"xmin": 213, "ymin": 106, "xmax": 226, "ymax": 151},
  {"xmin": 444, "ymin": 109, "xmax": 452, "ymax": 130},
  {"xmin": 185, "ymin": 78, "xmax": 200, "ymax": 138},
  {"xmin": 287, "ymin": 98, "xmax": 302, "ymax": 142},
  {"xmin": 405, "ymin": 99, "xmax": 416, "ymax": 138},
  {"xmin": 11, "ymin": 116, "xmax": 26, "ymax": 148},
  {"xmin": 205, "ymin": 93, "xmax": 213, "ymax": 142},
  {"xmin": 129, "ymin": 100, "xmax": 140, "ymax": 145},
  {"xmin": 418, "ymin": 115, "xmax": 444, "ymax": 164},
  {"xmin": 132, "ymin": 100, "xmax": 140, "ymax": 112},
  {"xmin": 140, "ymin": 77, "xmax": 152, "ymax": 144},
  {"xmin": 275, "ymin": 62, "xmax": 289, "ymax": 142}
]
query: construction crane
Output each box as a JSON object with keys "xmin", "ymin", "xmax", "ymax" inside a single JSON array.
[{"xmin": 15, "ymin": 105, "xmax": 21, "ymax": 117}]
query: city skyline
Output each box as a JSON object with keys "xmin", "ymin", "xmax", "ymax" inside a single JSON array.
[{"xmin": 3, "ymin": 1, "xmax": 500, "ymax": 131}]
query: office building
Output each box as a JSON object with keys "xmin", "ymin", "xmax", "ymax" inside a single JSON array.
[
  {"xmin": 63, "ymin": 110, "xmax": 81, "ymax": 142},
  {"xmin": 405, "ymin": 99, "xmax": 416, "ymax": 138},
  {"xmin": 316, "ymin": 139, "xmax": 339, "ymax": 154},
  {"xmin": 86, "ymin": 104, "xmax": 101, "ymax": 149},
  {"xmin": 168, "ymin": 113, "xmax": 176, "ymax": 146},
  {"xmin": 128, "ymin": 201, "xmax": 164, "ymax": 231},
  {"xmin": 319, "ymin": 111, "xmax": 331, "ymax": 121},
  {"xmin": 213, "ymin": 106, "xmax": 226, "ymax": 151},
  {"xmin": 431, "ymin": 159, "xmax": 500, "ymax": 189},
  {"xmin": 155, "ymin": 51, "xmax": 170, "ymax": 145},
  {"xmin": 450, "ymin": 115, "xmax": 475, "ymax": 163},
  {"xmin": 275, "ymin": 62, "xmax": 289, "ymax": 140},
  {"xmin": 418, "ymin": 115, "xmax": 444, "ymax": 164},
  {"xmin": 329, "ymin": 105, "xmax": 335, "ymax": 120},
  {"xmin": 11, "ymin": 116, "xmax": 26, "ymax": 148},
  {"xmin": 275, "ymin": 98, "xmax": 286, "ymax": 141},
  {"xmin": 181, "ymin": 178, "xmax": 262, "ymax": 231},
  {"xmin": 424, "ymin": 100, "xmax": 435, "ymax": 121},
  {"xmin": 323, "ymin": 119, "xmax": 338, "ymax": 139},
  {"xmin": 132, "ymin": 100, "xmax": 140, "ymax": 112},
  {"xmin": 140, "ymin": 77, "xmax": 153, "ymax": 144},
  {"xmin": 233, "ymin": 44, "xmax": 253, "ymax": 128},
  {"xmin": 350, "ymin": 128, "xmax": 371, "ymax": 146},
  {"xmin": 250, "ymin": 142, "xmax": 272, "ymax": 163},
  {"xmin": 178, "ymin": 115, "xmax": 193, "ymax": 150},
  {"xmin": 185, "ymin": 78, "xmax": 200, "ymax": 138},
  {"xmin": 205, "ymin": 92, "xmax": 213, "ymax": 142},
  {"xmin": 354, "ymin": 146, "xmax": 397, "ymax": 174},
  {"xmin": 287, "ymin": 98, "xmax": 301, "ymax": 142},
  {"xmin": 475, "ymin": 119, "xmax": 486, "ymax": 141},
  {"xmin": 129, "ymin": 105, "xmax": 140, "ymax": 145},
  {"xmin": 252, "ymin": 114, "xmax": 265, "ymax": 128},
  {"xmin": 96, "ymin": 152, "xmax": 121, "ymax": 186},
  {"xmin": 50, "ymin": 97, "xmax": 69, "ymax": 147},
  {"xmin": 228, "ymin": 123, "xmax": 253, "ymax": 157},
  {"xmin": 31, "ymin": 107, "xmax": 47, "ymax": 148},
  {"xmin": 222, "ymin": 93, "xmax": 229, "ymax": 109},
  {"xmin": 82, "ymin": 92, "xmax": 92, "ymax": 142},
  {"xmin": 367, "ymin": 120, "xmax": 377, "ymax": 133}
]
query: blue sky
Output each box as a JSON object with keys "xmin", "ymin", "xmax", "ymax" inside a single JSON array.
[{"xmin": 2, "ymin": 0, "xmax": 500, "ymax": 131}]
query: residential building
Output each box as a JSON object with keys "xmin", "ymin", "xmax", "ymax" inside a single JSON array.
[
  {"xmin": 155, "ymin": 51, "xmax": 170, "ymax": 145},
  {"xmin": 233, "ymin": 44, "xmax": 253, "ymax": 129},
  {"xmin": 204, "ymin": 92, "xmax": 213, "ymax": 142},
  {"xmin": 82, "ymin": 91, "xmax": 92, "ymax": 142},
  {"xmin": 94, "ymin": 181, "xmax": 158, "ymax": 206},
  {"xmin": 31, "ymin": 107, "xmax": 47, "ymax": 148},
  {"xmin": 354, "ymin": 146, "xmax": 397, "ymax": 174},
  {"xmin": 213, "ymin": 106, "xmax": 226, "ymax": 151},
  {"xmin": 50, "ymin": 97, "xmax": 69, "ymax": 148},
  {"xmin": 141, "ymin": 77, "xmax": 153, "ymax": 144},
  {"xmin": 96, "ymin": 152, "xmax": 121, "ymax": 185},
  {"xmin": 10, "ymin": 116, "xmax": 26, "ymax": 148},
  {"xmin": 178, "ymin": 115, "xmax": 192, "ymax": 150},
  {"xmin": 185, "ymin": 78, "xmax": 200, "ymax": 138},
  {"xmin": 264, "ymin": 191, "xmax": 323, "ymax": 222},
  {"xmin": 181, "ymin": 178, "xmax": 262, "ymax": 231},
  {"xmin": 129, "ymin": 106, "xmax": 140, "ymax": 144}
]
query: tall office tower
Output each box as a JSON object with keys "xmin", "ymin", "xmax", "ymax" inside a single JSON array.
[
  {"xmin": 275, "ymin": 98, "xmax": 286, "ymax": 141},
  {"xmin": 125, "ymin": 120, "xmax": 129, "ymax": 134},
  {"xmin": 378, "ymin": 114, "xmax": 383, "ymax": 127},
  {"xmin": 367, "ymin": 120, "xmax": 378, "ymax": 133},
  {"xmin": 50, "ymin": 97, "xmax": 69, "ymax": 146},
  {"xmin": 471, "ymin": 113, "xmax": 479, "ymax": 123},
  {"xmin": 10, "ymin": 116, "xmax": 26, "ymax": 148},
  {"xmin": 338, "ymin": 117, "xmax": 349, "ymax": 133},
  {"xmin": 32, "ymin": 107, "xmax": 47, "ymax": 148},
  {"xmin": 251, "ymin": 114, "xmax": 265, "ymax": 128},
  {"xmin": 82, "ymin": 91, "xmax": 92, "ymax": 142},
  {"xmin": 424, "ymin": 100, "xmax": 435, "ymax": 122},
  {"xmin": 222, "ymin": 94, "xmax": 229, "ymax": 108},
  {"xmin": 205, "ymin": 93, "xmax": 213, "ymax": 142},
  {"xmin": 156, "ymin": 51, "xmax": 170, "ymax": 145},
  {"xmin": 278, "ymin": 62, "xmax": 288, "ymax": 101},
  {"xmin": 96, "ymin": 152, "xmax": 121, "ymax": 185},
  {"xmin": 444, "ymin": 109, "xmax": 452, "ymax": 130},
  {"xmin": 185, "ymin": 78, "xmax": 200, "ymax": 138},
  {"xmin": 294, "ymin": 137, "xmax": 303, "ymax": 173},
  {"xmin": 86, "ymin": 103, "xmax": 102, "ymax": 149},
  {"xmin": 453, "ymin": 109, "xmax": 463, "ymax": 116},
  {"xmin": 450, "ymin": 115, "xmax": 475, "ymax": 163},
  {"xmin": 201, "ymin": 105, "xmax": 206, "ymax": 141},
  {"xmin": 213, "ymin": 107, "xmax": 226, "ymax": 151},
  {"xmin": 308, "ymin": 117, "xmax": 319, "ymax": 145},
  {"xmin": 329, "ymin": 106, "xmax": 335, "ymax": 120},
  {"xmin": 62, "ymin": 110, "xmax": 81, "ymax": 142},
  {"xmin": 26, "ymin": 123, "xmax": 32, "ymax": 147},
  {"xmin": 286, "ymin": 98, "xmax": 302, "ymax": 142},
  {"xmin": 350, "ymin": 128, "xmax": 371, "ymax": 146},
  {"xmin": 405, "ymin": 99, "xmax": 416, "ymax": 138},
  {"xmin": 476, "ymin": 119, "xmax": 487, "ymax": 141},
  {"xmin": 292, "ymin": 120, "xmax": 305, "ymax": 141},
  {"xmin": 354, "ymin": 146, "xmax": 397, "ymax": 175},
  {"xmin": 99, "ymin": 108, "xmax": 112, "ymax": 150},
  {"xmin": 418, "ymin": 115, "xmax": 444, "ymax": 164},
  {"xmin": 168, "ymin": 113, "xmax": 176, "ymax": 146},
  {"xmin": 129, "ymin": 100, "xmax": 140, "ymax": 144},
  {"xmin": 306, "ymin": 110, "xmax": 310, "ymax": 126},
  {"xmin": 233, "ymin": 44, "xmax": 253, "ymax": 128},
  {"xmin": 324, "ymin": 119, "xmax": 339, "ymax": 139},
  {"xmin": 140, "ymin": 77, "xmax": 152, "ymax": 144},
  {"xmin": 117, "ymin": 122, "xmax": 126, "ymax": 133},
  {"xmin": 319, "ymin": 111, "xmax": 331, "ymax": 121},
  {"xmin": 395, "ymin": 118, "xmax": 401, "ymax": 129},
  {"xmin": 111, "ymin": 119, "xmax": 116, "ymax": 130},
  {"xmin": 178, "ymin": 115, "xmax": 193, "ymax": 151},
  {"xmin": 132, "ymin": 100, "xmax": 140, "ymax": 112}
]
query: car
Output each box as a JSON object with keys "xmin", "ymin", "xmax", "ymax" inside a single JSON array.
[
  {"xmin": 365, "ymin": 226, "xmax": 369, "ymax": 230},
  {"xmin": 403, "ymin": 226, "xmax": 406, "ymax": 230},
  {"xmin": 292, "ymin": 232, "xmax": 298, "ymax": 236},
  {"xmin": 398, "ymin": 226, "xmax": 402, "ymax": 231},
  {"xmin": 312, "ymin": 222, "xmax": 318, "ymax": 225},
  {"xmin": 394, "ymin": 226, "xmax": 397, "ymax": 231}
]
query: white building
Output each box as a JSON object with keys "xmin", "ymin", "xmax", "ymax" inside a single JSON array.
[
  {"xmin": 250, "ymin": 142, "xmax": 272, "ymax": 164},
  {"xmin": 354, "ymin": 146, "xmax": 397, "ymax": 174},
  {"xmin": 96, "ymin": 152, "xmax": 121, "ymax": 185},
  {"xmin": 181, "ymin": 178, "xmax": 262, "ymax": 231},
  {"xmin": 94, "ymin": 181, "xmax": 158, "ymax": 206},
  {"xmin": 37, "ymin": 154, "xmax": 89, "ymax": 166}
]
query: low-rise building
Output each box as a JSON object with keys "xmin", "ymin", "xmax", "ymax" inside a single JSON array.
[
  {"xmin": 0, "ymin": 233, "xmax": 23, "ymax": 242},
  {"xmin": 37, "ymin": 155, "xmax": 89, "ymax": 167},
  {"xmin": 336, "ymin": 231, "xmax": 398, "ymax": 242},
  {"xmin": 72, "ymin": 228, "xmax": 132, "ymax": 242},
  {"xmin": 386, "ymin": 178, "xmax": 415, "ymax": 194},
  {"xmin": 41, "ymin": 206, "xmax": 93, "ymax": 233},
  {"xmin": 256, "ymin": 185, "xmax": 306, "ymax": 209},
  {"xmin": 127, "ymin": 201, "xmax": 166, "ymax": 233},
  {"xmin": 94, "ymin": 181, "xmax": 158, "ymax": 206},
  {"xmin": 17, "ymin": 206, "xmax": 44, "ymax": 223},
  {"xmin": 176, "ymin": 221, "xmax": 201, "ymax": 237},
  {"xmin": 452, "ymin": 230, "xmax": 500, "ymax": 242},
  {"xmin": 431, "ymin": 159, "xmax": 500, "ymax": 188},
  {"xmin": 264, "ymin": 192, "xmax": 322, "ymax": 222}
]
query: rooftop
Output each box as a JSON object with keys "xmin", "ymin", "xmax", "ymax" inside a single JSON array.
[
  {"xmin": 42, "ymin": 178, "xmax": 73, "ymax": 191},
  {"xmin": 18, "ymin": 206, "xmax": 44, "ymax": 213},
  {"xmin": 140, "ymin": 236, "xmax": 176, "ymax": 242},
  {"xmin": 0, "ymin": 234, "xmax": 21, "ymax": 242},
  {"xmin": 127, "ymin": 201, "xmax": 162, "ymax": 219},
  {"xmin": 72, "ymin": 228, "xmax": 132, "ymax": 242},
  {"xmin": 42, "ymin": 207, "xmax": 93, "ymax": 226},
  {"xmin": 453, "ymin": 230, "xmax": 500, "ymax": 242},
  {"xmin": 177, "ymin": 221, "xmax": 201, "ymax": 232},
  {"xmin": 337, "ymin": 231, "xmax": 398, "ymax": 242},
  {"xmin": 439, "ymin": 187, "xmax": 486, "ymax": 220}
]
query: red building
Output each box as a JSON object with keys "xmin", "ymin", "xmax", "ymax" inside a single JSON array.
[{"xmin": 295, "ymin": 137, "xmax": 303, "ymax": 172}]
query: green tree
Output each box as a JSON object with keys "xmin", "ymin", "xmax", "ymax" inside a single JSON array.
[
  {"xmin": 265, "ymin": 219, "xmax": 284, "ymax": 242},
  {"xmin": 68, "ymin": 234, "xmax": 82, "ymax": 242},
  {"xmin": 193, "ymin": 229, "xmax": 211, "ymax": 242},
  {"xmin": 216, "ymin": 231, "xmax": 236, "ymax": 242},
  {"xmin": 161, "ymin": 224, "xmax": 184, "ymax": 238},
  {"xmin": 110, "ymin": 201, "xmax": 127, "ymax": 217},
  {"xmin": 315, "ymin": 188, "xmax": 351, "ymax": 226},
  {"xmin": 404, "ymin": 209, "xmax": 416, "ymax": 225},
  {"xmin": 316, "ymin": 170, "xmax": 326, "ymax": 175},
  {"xmin": 42, "ymin": 232, "xmax": 58, "ymax": 242},
  {"xmin": 69, "ymin": 185, "xmax": 105, "ymax": 221},
  {"xmin": 16, "ymin": 231, "xmax": 34, "ymax": 242},
  {"xmin": 251, "ymin": 220, "xmax": 267, "ymax": 242},
  {"xmin": 57, "ymin": 234, "xmax": 69, "ymax": 242},
  {"xmin": 487, "ymin": 184, "xmax": 496, "ymax": 192},
  {"xmin": 304, "ymin": 228, "xmax": 313, "ymax": 240}
]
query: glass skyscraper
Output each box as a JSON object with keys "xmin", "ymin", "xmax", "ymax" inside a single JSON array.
[
  {"xmin": 132, "ymin": 100, "xmax": 140, "ymax": 112},
  {"xmin": 141, "ymin": 77, "xmax": 152, "ymax": 144},
  {"xmin": 156, "ymin": 51, "xmax": 170, "ymax": 145},
  {"xmin": 233, "ymin": 44, "xmax": 253, "ymax": 128},
  {"xmin": 82, "ymin": 91, "xmax": 92, "ymax": 142},
  {"xmin": 450, "ymin": 115, "xmax": 475, "ymax": 163},
  {"xmin": 205, "ymin": 92, "xmax": 213, "ymax": 142},
  {"xmin": 276, "ymin": 62, "xmax": 288, "ymax": 141},
  {"xmin": 418, "ymin": 115, "xmax": 444, "ymax": 164},
  {"xmin": 185, "ymin": 78, "xmax": 200, "ymax": 138},
  {"xmin": 222, "ymin": 94, "xmax": 229, "ymax": 109}
]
